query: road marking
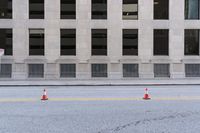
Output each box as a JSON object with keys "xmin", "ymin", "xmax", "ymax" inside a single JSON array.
[{"xmin": 0, "ymin": 97, "xmax": 200, "ymax": 102}]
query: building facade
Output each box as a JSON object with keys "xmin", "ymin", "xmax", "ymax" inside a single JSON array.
[{"xmin": 0, "ymin": 0, "xmax": 200, "ymax": 82}]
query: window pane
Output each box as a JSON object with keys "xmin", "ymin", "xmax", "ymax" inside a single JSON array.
[
  {"xmin": 28, "ymin": 64, "xmax": 44, "ymax": 78},
  {"xmin": 123, "ymin": 29, "xmax": 138, "ymax": 55},
  {"xmin": 92, "ymin": 64, "xmax": 107, "ymax": 77},
  {"xmin": 92, "ymin": 0, "xmax": 107, "ymax": 19},
  {"xmin": 185, "ymin": 0, "xmax": 199, "ymax": 19},
  {"xmin": 0, "ymin": 0, "xmax": 12, "ymax": 18},
  {"xmin": 154, "ymin": 29, "xmax": 169, "ymax": 55},
  {"xmin": 154, "ymin": 0, "xmax": 169, "ymax": 19},
  {"xmin": 61, "ymin": 0, "xmax": 76, "ymax": 19},
  {"xmin": 0, "ymin": 64, "xmax": 11, "ymax": 78},
  {"xmin": 29, "ymin": 29, "xmax": 44, "ymax": 56},
  {"xmin": 154, "ymin": 64, "xmax": 170, "ymax": 77},
  {"xmin": 29, "ymin": 0, "xmax": 44, "ymax": 19},
  {"xmin": 92, "ymin": 29, "xmax": 107, "ymax": 55},
  {"xmin": 123, "ymin": 64, "xmax": 139, "ymax": 77},
  {"xmin": 185, "ymin": 64, "xmax": 200, "ymax": 77},
  {"xmin": 0, "ymin": 29, "xmax": 12, "ymax": 55},
  {"xmin": 185, "ymin": 29, "xmax": 199, "ymax": 55},
  {"xmin": 123, "ymin": 0, "xmax": 138, "ymax": 20},
  {"xmin": 60, "ymin": 64, "xmax": 76, "ymax": 78},
  {"xmin": 61, "ymin": 29, "xmax": 76, "ymax": 55}
]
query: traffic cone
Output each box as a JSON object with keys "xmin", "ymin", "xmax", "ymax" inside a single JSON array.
[
  {"xmin": 143, "ymin": 88, "xmax": 151, "ymax": 100},
  {"xmin": 41, "ymin": 89, "xmax": 48, "ymax": 100}
]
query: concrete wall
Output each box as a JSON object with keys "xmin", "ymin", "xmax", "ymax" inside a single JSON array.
[{"xmin": 0, "ymin": 0, "xmax": 199, "ymax": 82}]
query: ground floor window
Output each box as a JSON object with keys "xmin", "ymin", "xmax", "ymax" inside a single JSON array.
[
  {"xmin": 185, "ymin": 64, "xmax": 200, "ymax": 77},
  {"xmin": 28, "ymin": 64, "xmax": 44, "ymax": 78},
  {"xmin": 60, "ymin": 64, "xmax": 76, "ymax": 78},
  {"xmin": 154, "ymin": 64, "xmax": 170, "ymax": 77},
  {"xmin": 123, "ymin": 64, "xmax": 139, "ymax": 77},
  {"xmin": 0, "ymin": 64, "xmax": 12, "ymax": 78},
  {"xmin": 91, "ymin": 64, "xmax": 107, "ymax": 77}
]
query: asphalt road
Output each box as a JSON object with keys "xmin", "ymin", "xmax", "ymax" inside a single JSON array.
[{"xmin": 0, "ymin": 85, "xmax": 200, "ymax": 133}]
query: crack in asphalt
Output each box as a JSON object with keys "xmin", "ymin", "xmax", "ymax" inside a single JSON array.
[{"xmin": 98, "ymin": 111, "xmax": 200, "ymax": 133}]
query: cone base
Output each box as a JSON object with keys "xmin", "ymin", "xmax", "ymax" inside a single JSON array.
[{"xmin": 143, "ymin": 97, "xmax": 151, "ymax": 100}]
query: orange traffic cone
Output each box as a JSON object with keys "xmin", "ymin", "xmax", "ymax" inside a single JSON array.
[
  {"xmin": 41, "ymin": 89, "xmax": 48, "ymax": 100},
  {"xmin": 143, "ymin": 88, "xmax": 151, "ymax": 100}
]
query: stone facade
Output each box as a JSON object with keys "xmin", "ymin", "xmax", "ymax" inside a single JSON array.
[{"xmin": 0, "ymin": 0, "xmax": 199, "ymax": 82}]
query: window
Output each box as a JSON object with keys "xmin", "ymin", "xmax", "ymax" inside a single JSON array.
[
  {"xmin": 29, "ymin": 29, "xmax": 44, "ymax": 56},
  {"xmin": 185, "ymin": 0, "xmax": 200, "ymax": 19},
  {"xmin": 92, "ymin": 29, "xmax": 107, "ymax": 56},
  {"xmin": 154, "ymin": 29, "xmax": 169, "ymax": 56},
  {"xmin": 123, "ymin": 29, "xmax": 138, "ymax": 55},
  {"xmin": 92, "ymin": 64, "xmax": 107, "ymax": 77},
  {"xmin": 0, "ymin": 64, "xmax": 12, "ymax": 78},
  {"xmin": 0, "ymin": 0, "xmax": 12, "ymax": 18},
  {"xmin": 29, "ymin": 0, "xmax": 44, "ymax": 19},
  {"xmin": 154, "ymin": 0, "xmax": 169, "ymax": 19},
  {"xmin": 0, "ymin": 29, "xmax": 12, "ymax": 55},
  {"xmin": 185, "ymin": 29, "xmax": 199, "ymax": 55},
  {"xmin": 61, "ymin": 29, "xmax": 76, "ymax": 55},
  {"xmin": 61, "ymin": 0, "xmax": 76, "ymax": 19},
  {"xmin": 28, "ymin": 64, "xmax": 44, "ymax": 78},
  {"xmin": 185, "ymin": 64, "xmax": 200, "ymax": 77},
  {"xmin": 92, "ymin": 0, "xmax": 107, "ymax": 19},
  {"xmin": 60, "ymin": 64, "xmax": 76, "ymax": 78},
  {"xmin": 154, "ymin": 64, "xmax": 170, "ymax": 77},
  {"xmin": 123, "ymin": 0, "xmax": 138, "ymax": 20},
  {"xmin": 123, "ymin": 64, "xmax": 139, "ymax": 77}
]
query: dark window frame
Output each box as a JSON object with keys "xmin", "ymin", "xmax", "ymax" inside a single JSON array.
[
  {"xmin": 123, "ymin": 64, "xmax": 139, "ymax": 77},
  {"xmin": 154, "ymin": 64, "xmax": 170, "ymax": 78},
  {"xmin": 60, "ymin": 64, "xmax": 76, "ymax": 78},
  {"xmin": 29, "ymin": 0, "xmax": 45, "ymax": 19},
  {"xmin": 60, "ymin": 29, "xmax": 76, "ymax": 56},
  {"xmin": 185, "ymin": 0, "xmax": 200, "ymax": 19},
  {"xmin": 0, "ymin": 0, "xmax": 12, "ymax": 19},
  {"xmin": 28, "ymin": 64, "xmax": 44, "ymax": 78},
  {"xmin": 0, "ymin": 64, "xmax": 12, "ymax": 78},
  {"xmin": 154, "ymin": 0, "xmax": 169, "ymax": 20},
  {"xmin": 29, "ymin": 29, "xmax": 45, "ymax": 56},
  {"xmin": 92, "ymin": 29, "xmax": 107, "ymax": 56},
  {"xmin": 122, "ymin": 0, "xmax": 138, "ymax": 20},
  {"xmin": 92, "ymin": 0, "xmax": 107, "ymax": 19},
  {"xmin": 123, "ymin": 29, "xmax": 138, "ymax": 56},
  {"xmin": 60, "ymin": 0, "xmax": 76, "ymax": 19},
  {"xmin": 153, "ymin": 29, "xmax": 169, "ymax": 56},
  {"xmin": 0, "ymin": 28, "xmax": 13, "ymax": 55},
  {"xmin": 91, "ymin": 64, "xmax": 108, "ymax": 77}
]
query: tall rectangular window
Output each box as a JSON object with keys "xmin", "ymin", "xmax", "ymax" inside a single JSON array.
[
  {"xmin": 185, "ymin": 0, "xmax": 200, "ymax": 19},
  {"xmin": 123, "ymin": 29, "xmax": 138, "ymax": 56},
  {"xmin": 92, "ymin": 64, "xmax": 107, "ymax": 77},
  {"xmin": 60, "ymin": 64, "xmax": 76, "ymax": 78},
  {"xmin": 0, "ymin": 0, "xmax": 12, "ymax": 18},
  {"xmin": 185, "ymin": 64, "xmax": 200, "ymax": 77},
  {"xmin": 154, "ymin": 0, "xmax": 169, "ymax": 19},
  {"xmin": 154, "ymin": 29, "xmax": 169, "ymax": 56},
  {"xmin": 61, "ymin": 0, "xmax": 76, "ymax": 19},
  {"xmin": 123, "ymin": 64, "xmax": 139, "ymax": 77},
  {"xmin": 0, "ymin": 29, "xmax": 12, "ymax": 55},
  {"xmin": 29, "ymin": 0, "xmax": 44, "ymax": 19},
  {"xmin": 61, "ymin": 29, "xmax": 76, "ymax": 56},
  {"xmin": 0, "ymin": 64, "xmax": 12, "ymax": 78},
  {"xmin": 28, "ymin": 64, "xmax": 44, "ymax": 78},
  {"xmin": 92, "ymin": 29, "xmax": 107, "ymax": 56},
  {"xmin": 154, "ymin": 64, "xmax": 170, "ymax": 78},
  {"xmin": 123, "ymin": 0, "xmax": 138, "ymax": 20},
  {"xmin": 92, "ymin": 0, "xmax": 107, "ymax": 19},
  {"xmin": 185, "ymin": 29, "xmax": 199, "ymax": 55},
  {"xmin": 29, "ymin": 29, "xmax": 44, "ymax": 56}
]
